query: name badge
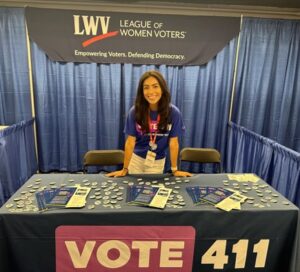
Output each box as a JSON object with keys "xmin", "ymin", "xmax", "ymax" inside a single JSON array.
[{"xmin": 144, "ymin": 150, "xmax": 156, "ymax": 167}]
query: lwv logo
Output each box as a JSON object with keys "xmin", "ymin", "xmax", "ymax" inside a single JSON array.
[{"xmin": 73, "ymin": 15, "xmax": 118, "ymax": 47}]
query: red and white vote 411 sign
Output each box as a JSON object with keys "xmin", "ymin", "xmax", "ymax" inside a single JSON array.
[{"xmin": 56, "ymin": 225, "xmax": 196, "ymax": 272}]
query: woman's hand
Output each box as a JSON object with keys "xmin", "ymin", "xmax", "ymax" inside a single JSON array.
[
  {"xmin": 105, "ymin": 168, "xmax": 128, "ymax": 177},
  {"xmin": 172, "ymin": 170, "xmax": 193, "ymax": 177}
]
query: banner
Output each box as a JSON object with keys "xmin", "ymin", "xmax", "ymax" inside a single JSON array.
[
  {"xmin": 25, "ymin": 7, "xmax": 240, "ymax": 66},
  {"xmin": 56, "ymin": 225, "xmax": 195, "ymax": 271}
]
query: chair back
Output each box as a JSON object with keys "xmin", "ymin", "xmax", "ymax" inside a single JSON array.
[
  {"xmin": 179, "ymin": 147, "xmax": 222, "ymax": 173},
  {"xmin": 83, "ymin": 150, "xmax": 124, "ymax": 173}
]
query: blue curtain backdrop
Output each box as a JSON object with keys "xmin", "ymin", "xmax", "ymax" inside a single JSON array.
[
  {"xmin": 31, "ymin": 39, "xmax": 237, "ymax": 172},
  {"xmin": 232, "ymin": 17, "xmax": 300, "ymax": 152},
  {"xmin": 0, "ymin": 119, "xmax": 37, "ymax": 205},
  {"xmin": 0, "ymin": 8, "xmax": 38, "ymax": 206},
  {"xmin": 227, "ymin": 122, "xmax": 300, "ymax": 206},
  {"xmin": 226, "ymin": 122, "xmax": 274, "ymax": 181},
  {"xmin": 0, "ymin": 8, "xmax": 32, "ymax": 125}
]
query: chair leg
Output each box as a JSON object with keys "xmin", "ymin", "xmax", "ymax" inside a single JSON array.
[{"xmin": 218, "ymin": 163, "xmax": 222, "ymax": 173}]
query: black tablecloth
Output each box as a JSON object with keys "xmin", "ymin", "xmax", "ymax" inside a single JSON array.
[{"xmin": 0, "ymin": 173, "xmax": 299, "ymax": 272}]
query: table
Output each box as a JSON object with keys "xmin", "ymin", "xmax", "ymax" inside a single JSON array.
[{"xmin": 0, "ymin": 173, "xmax": 299, "ymax": 272}]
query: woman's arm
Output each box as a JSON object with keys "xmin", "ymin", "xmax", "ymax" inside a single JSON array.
[
  {"xmin": 106, "ymin": 135, "xmax": 136, "ymax": 177},
  {"xmin": 169, "ymin": 137, "xmax": 192, "ymax": 177}
]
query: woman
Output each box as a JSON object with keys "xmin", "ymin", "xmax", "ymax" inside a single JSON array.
[{"xmin": 107, "ymin": 70, "xmax": 192, "ymax": 177}]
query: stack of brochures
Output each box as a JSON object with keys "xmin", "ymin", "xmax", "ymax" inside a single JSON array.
[
  {"xmin": 186, "ymin": 186, "xmax": 234, "ymax": 206},
  {"xmin": 35, "ymin": 185, "xmax": 90, "ymax": 211},
  {"xmin": 186, "ymin": 186, "xmax": 247, "ymax": 211},
  {"xmin": 126, "ymin": 185, "xmax": 172, "ymax": 209}
]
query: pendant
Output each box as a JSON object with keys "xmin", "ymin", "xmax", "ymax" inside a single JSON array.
[{"xmin": 149, "ymin": 142, "xmax": 157, "ymax": 151}]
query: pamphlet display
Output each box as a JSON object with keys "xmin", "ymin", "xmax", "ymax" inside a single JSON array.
[
  {"xmin": 126, "ymin": 185, "xmax": 172, "ymax": 209},
  {"xmin": 186, "ymin": 186, "xmax": 247, "ymax": 211},
  {"xmin": 35, "ymin": 185, "xmax": 90, "ymax": 211}
]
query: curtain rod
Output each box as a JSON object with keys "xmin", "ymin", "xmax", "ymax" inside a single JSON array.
[{"xmin": 1, "ymin": 1, "xmax": 300, "ymax": 19}]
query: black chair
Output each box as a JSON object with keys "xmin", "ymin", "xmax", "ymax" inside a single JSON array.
[
  {"xmin": 179, "ymin": 147, "xmax": 222, "ymax": 173},
  {"xmin": 83, "ymin": 149, "xmax": 124, "ymax": 173}
]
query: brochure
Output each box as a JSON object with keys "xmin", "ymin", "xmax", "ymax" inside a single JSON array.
[
  {"xmin": 65, "ymin": 186, "xmax": 91, "ymax": 208},
  {"xmin": 186, "ymin": 186, "xmax": 234, "ymax": 206},
  {"xmin": 35, "ymin": 186, "xmax": 79, "ymax": 210},
  {"xmin": 127, "ymin": 185, "xmax": 172, "ymax": 209}
]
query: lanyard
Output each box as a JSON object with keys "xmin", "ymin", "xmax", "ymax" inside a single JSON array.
[{"xmin": 148, "ymin": 111, "xmax": 160, "ymax": 148}]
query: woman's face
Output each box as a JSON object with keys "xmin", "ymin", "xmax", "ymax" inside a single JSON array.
[{"xmin": 143, "ymin": 76, "xmax": 162, "ymax": 110}]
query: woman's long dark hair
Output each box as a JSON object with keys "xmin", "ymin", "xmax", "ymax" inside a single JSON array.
[{"xmin": 135, "ymin": 70, "xmax": 171, "ymax": 133}]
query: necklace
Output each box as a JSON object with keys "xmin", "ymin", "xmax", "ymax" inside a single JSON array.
[{"xmin": 148, "ymin": 111, "xmax": 160, "ymax": 151}]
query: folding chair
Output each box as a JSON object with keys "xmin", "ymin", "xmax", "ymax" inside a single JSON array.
[
  {"xmin": 179, "ymin": 147, "xmax": 222, "ymax": 173},
  {"xmin": 83, "ymin": 149, "xmax": 124, "ymax": 173}
]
